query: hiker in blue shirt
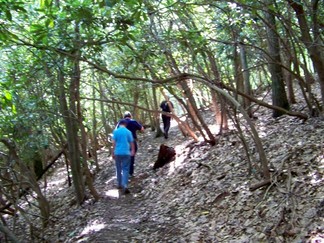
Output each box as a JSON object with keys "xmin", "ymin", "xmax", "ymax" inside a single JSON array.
[
  {"xmin": 112, "ymin": 119, "xmax": 135, "ymax": 194},
  {"xmin": 116, "ymin": 111, "xmax": 144, "ymax": 177}
]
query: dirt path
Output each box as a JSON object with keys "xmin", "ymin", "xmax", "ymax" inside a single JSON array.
[
  {"xmin": 66, "ymin": 127, "xmax": 182, "ymax": 242},
  {"xmin": 10, "ymin": 109, "xmax": 324, "ymax": 242}
]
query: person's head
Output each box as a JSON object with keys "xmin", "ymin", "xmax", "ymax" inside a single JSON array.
[
  {"xmin": 124, "ymin": 111, "xmax": 132, "ymax": 118},
  {"xmin": 119, "ymin": 119, "xmax": 128, "ymax": 126}
]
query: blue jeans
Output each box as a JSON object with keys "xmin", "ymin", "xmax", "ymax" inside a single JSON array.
[{"xmin": 115, "ymin": 155, "xmax": 131, "ymax": 189}]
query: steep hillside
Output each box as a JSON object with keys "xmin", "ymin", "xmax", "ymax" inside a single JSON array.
[
  {"xmin": 41, "ymin": 108, "xmax": 323, "ymax": 242},
  {"xmin": 5, "ymin": 92, "xmax": 324, "ymax": 243}
]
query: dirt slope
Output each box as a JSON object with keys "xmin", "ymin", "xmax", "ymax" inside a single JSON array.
[{"xmin": 38, "ymin": 106, "xmax": 324, "ymax": 243}]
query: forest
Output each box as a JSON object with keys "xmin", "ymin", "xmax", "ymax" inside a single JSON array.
[{"xmin": 0, "ymin": 0, "xmax": 323, "ymax": 242}]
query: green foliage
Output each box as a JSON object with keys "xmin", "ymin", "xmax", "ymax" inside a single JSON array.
[
  {"xmin": 0, "ymin": 0, "xmax": 319, "ymax": 152},
  {"xmin": 39, "ymin": 0, "xmax": 52, "ymax": 8}
]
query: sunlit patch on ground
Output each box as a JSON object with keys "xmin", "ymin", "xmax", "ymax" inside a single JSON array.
[
  {"xmin": 41, "ymin": 167, "xmax": 68, "ymax": 190},
  {"xmin": 168, "ymin": 144, "xmax": 188, "ymax": 174},
  {"xmin": 105, "ymin": 176, "xmax": 116, "ymax": 185},
  {"xmin": 105, "ymin": 189, "xmax": 120, "ymax": 198},
  {"xmin": 80, "ymin": 219, "xmax": 106, "ymax": 235},
  {"xmin": 310, "ymin": 171, "xmax": 323, "ymax": 185},
  {"xmin": 311, "ymin": 156, "xmax": 324, "ymax": 185},
  {"xmin": 46, "ymin": 178, "xmax": 66, "ymax": 189},
  {"xmin": 208, "ymin": 124, "xmax": 220, "ymax": 134}
]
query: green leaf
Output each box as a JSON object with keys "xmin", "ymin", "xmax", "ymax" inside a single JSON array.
[
  {"xmin": 4, "ymin": 90, "xmax": 12, "ymax": 101},
  {"xmin": 40, "ymin": 0, "xmax": 46, "ymax": 8},
  {"xmin": 0, "ymin": 31, "xmax": 7, "ymax": 41},
  {"xmin": 124, "ymin": 0, "xmax": 139, "ymax": 6},
  {"xmin": 30, "ymin": 24, "xmax": 45, "ymax": 33},
  {"xmin": 12, "ymin": 104, "xmax": 16, "ymax": 114},
  {"xmin": 40, "ymin": 0, "xmax": 52, "ymax": 9},
  {"xmin": 128, "ymin": 33, "xmax": 136, "ymax": 41},
  {"xmin": 12, "ymin": 5, "xmax": 27, "ymax": 13},
  {"xmin": 5, "ymin": 10, "xmax": 12, "ymax": 21},
  {"xmin": 105, "ymin": 0, "xmax": 118, "ymax": 8},
  {"xmin": 45, "ymin": 18, "xmax": 55, "ymax": 28}
]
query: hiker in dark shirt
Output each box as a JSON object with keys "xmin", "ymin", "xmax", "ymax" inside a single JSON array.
[
  {"xmin": 116, "ymin": 111, "xmax": 144, "ymax": 177},
  {"xmin": 160, "ymin": 97, "xmax": 174, "ymax": 139}
]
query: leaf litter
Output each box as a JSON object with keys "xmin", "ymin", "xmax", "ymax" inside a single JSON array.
[{"xmin": 5, "ymin": 93, "xmax": 324, "ymax": 243}]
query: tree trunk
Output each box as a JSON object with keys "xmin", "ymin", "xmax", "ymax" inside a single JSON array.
[
  {"xmin": 58, "ymin": 65, "xmax": 85, "ymax": 205},
  {"xmin": 234, "ymin": 44, "xmax": 244, "ymax": 104},
  {"xmin": 192, "ymin": 78, "xmax": 271, "ymax": 180},
  {"xmin": 211, "ymin": 90, "xmax": 221, "ymax": 125},
  {"xmin": 133, "ymin": 85, "xmax": 140, "ymax": 119},
  {"xmin": 91, "ymin": 85, "xmax": 100, "ymax": 171},
  {"xmin": 153, "ymin": 85, "xmax": 164, "ymax": 136},
  {"xmin": 0, "ymin": 139, "xmax": 50, "ymax": 227},
  {"xmin": 0, "ymin": 221, "xmax": 20, "ymax": 243},
  {"xmin": 73, "ymin": 23, "xmax": 99, "ymax": 202},
  {"xmin": 239, "ymin": 42, "xmax": 252, "ymax": 117},
  {"xmin": 98, "ymin": 78, "xmax": 112, "ymax": 142},
  {"xmin": 207, "ymin": 51, "xmax": 228, "ymax": 132},
  {"xmin": 148, "ymin": 11, "xmax": 215, "ymax": 144},
  {"xmin": 265, "ymin": 2, "xmax": 290, "ymax": 117},
  {"xmin": 288, "ymin": 0, "xmax": 324, "ymax": 106},
  {"xmin": 178, "ymin": 79, "xmax": 216, "ymax": 144},
  {"xmin": 73, "ymin": 60, "xmax": 100, "ymax": 202}
]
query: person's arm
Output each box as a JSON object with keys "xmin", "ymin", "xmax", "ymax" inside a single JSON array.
[
  {"xmin": 138, "ymin": 122, "xmax": 144, "ymax": 132},
  {"xmin": 130, "ymin": 141, "xmax": 135, "ymax": 156},
  {"xmin": 134, "ymin": 120, "xmax": 145, "ymax": 133}
]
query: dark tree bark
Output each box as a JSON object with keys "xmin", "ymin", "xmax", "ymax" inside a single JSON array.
[
  {"xmin": 239, "ymin": 42, "xmax": 252, "ymax": 117},
  {"xmin": 265, "ymin": 2, "xmax": 290, "ymax": 117},
  {"xmin": 58, "ymin": 64, "xmax": 86, "ymax": 205},
  {"xmin": 73, "ymin": 23, "xmax": 99, "ymax": 202},
  {"xmin": 207, "ymin": 51, "xmax": 228, "ymax": 131},
  {"xmin": 153, "ymin": 144, "xmax": 176, "ymax": 170},
  {"xmin": 147, "ymin": 9, "xmax": 216, "ymax": 144},
  {"xmin": 91, "ymin": 85, "xmax": 100, "ymax": 171},
  {"xmin": 287, "ymin": 0, "xmax": 324, "ymax": 106},
  {"xmin": 0, "ymin": 139, "xmax": 50, "ymax": 227}
]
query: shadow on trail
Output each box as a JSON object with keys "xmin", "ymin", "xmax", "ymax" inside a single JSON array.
[{"xmin": 72, "ymin": 125, "xmax": 185, "ymax": 242}]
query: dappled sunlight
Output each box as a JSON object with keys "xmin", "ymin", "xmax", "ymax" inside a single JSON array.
[
  {"xmin": 40, "ymin": 165, "xmax": 69, "ymax": 190},
  {"xmin": 208, "ymin": 124, "xmax": 221, "ymax": 134},
  {"xmin": 104, "ymin": 189, "xmax": 120, "ymax": 199},
  {"xmin": 170, "ymin": 118, "xmax": 180, "ymax": 128},
  {"xmin": 47, "ymin": 177, "xmax": 66, "ymax": 189},
  {"xmin": 168, "ymin": 144, "xmax": 188, "ymax": 175},
  {"xmin": 310, "ymin": 156, "xmax": 324, "ymax": 185},
  {"xmin": 105, "ymin": 175, "xmax": 116, "ymax": 185},
  {"xmin": 103, "ymin": 174, "xmax": 120, "ymax": 198},
  {"xmin": 43, "ymin": 169, "xmax": 68, "ymax": 190},
  {"xmin": 80, "ymin": 219, "xmax": 106, "ymax": 235}
]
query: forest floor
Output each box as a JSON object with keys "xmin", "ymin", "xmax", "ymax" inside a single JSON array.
[{"xmin": 6, "ymin": 90, "xmax": 324, "ymax": 242}]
